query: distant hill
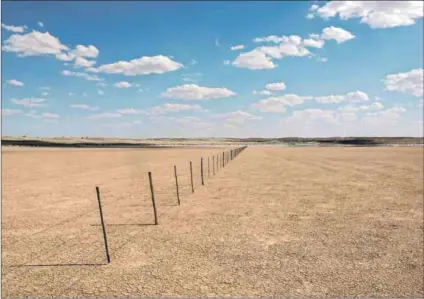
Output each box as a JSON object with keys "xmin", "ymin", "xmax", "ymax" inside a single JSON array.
[{"xmin": 1, "ymin": 136, "xmax": 423, "ymax": 148}]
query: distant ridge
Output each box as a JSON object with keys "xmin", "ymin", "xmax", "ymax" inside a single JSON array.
[{"xmin": 1, "ymin": 137, "xmax": 422, "ymax": 148}]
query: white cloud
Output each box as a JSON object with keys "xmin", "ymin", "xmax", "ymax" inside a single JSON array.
[
  {"xmin": 215, "ymin": 38, "xmax": 220, "ymax": 47},
  {"xmin": 6, "ymin": 79, "xmax": 24, "ymax": 87},
  {"xmin": 68, "ymin": 92, "xmax": 74, "ymax": 96},
  {"xmin": 61, "ymin": 70, "xmax": 103, "ymax": 81},
  {"xmin": 303, "ymin": 38, "xmax": 325, "ymax": 48},
  {"xmin": 317, "ymin": 57, "xmax": 328, "ymax": 62},
  {"xmin": 231, "ymin": 44, "xmax": 245, "ymax": 51},
  {"xmin": 161, "ymin": 84, "xmax": 236, "ymax": 100},
  {"xmin": 42, "ymin": 112, "xmax": 60, "ymax": 119},
  {"xmin": 97, "ymin": 90, "xmax": 104, "ymax": 95},
  {"xmin": 253, "ymin": 90, "xmax": 273, "ymax": 96},
  {"xmin": 114, "ymin": 81, "xmax": 132, "ymax": 88},
  {"xmin": 306, "ymin": 13, "xmax": 315, "ymax": 20},
  {"xmin": 56, "ymin": 52, "xmax": 75, "ymax": 61},
  {"xmin": 252, "ymin": 91, "xmax": 370, "ymax": 113},
  {"xmin": 41, "ymin": 92, "xmax": 49, "ymax": 96},
  {"xmin": 234, "ymin": 35, "xmax": 315, "ymax": 70},
  {"xmin": 148, "ymin": 103, "xmax": 203, "ymax": 115},
  {"xmin": 223, "ymin": 60, "xmax": 231, "ymax": 65},
  {"xmin": 286, "ymin": 109, "xmax": 340, "ymax": 124},
  {"xmin": 384, "ymin": 68, "xmax": 423, "ymax": 97},
  {"xmin": 265, "ymin": 82, "xmax": 286, "ymax": 91},
  {"xmin": 311, "ymin": 1, "xmax": 423, "ymax": 29},
  {"xmin": 321, "ymin": 26, "xmax": 356, "ymax": 43},
  {"xmin": 212, "ymin": 110, "xmax": 262, "ymax": 125},
  {"xmin": 251, "ymin": 94, "xmax": 313, "ymax": 113},
  {"xmin": 11, "ymin": 97, "xmax": 47, "ymax": 108},
  {"xmin": 91, "ymin": 55, "xmax": 183, "ymax": 76},
  {"xmin": 96, "ymin": 82, "xmax": 107, "ymax": 87},
  {"xmin": 362, "ymin": 106, "xmax": 406, "ymax": 125},
  {"xmin": 418, "ymin": 99, "xmax": 423, "ymax": 108},
  {"xmin": 1, "ymin": 108, "xmax": 22, "ymax": 116},
  {"xmin": 74, "ymin": 57, "xmax": 96, "ymax": 68},
  {"xmin": 190, "ymin": 59, "xmax": 197, "ymax": 65},
  {"xmin": 340, "ymin": 102, "xmax": 384, "ymax": 112},
  {"xmin": 87, "ymin": 112, "xmax": 122, "ymax": 119},
  {"xmin": 315, "ymin": 90, "xmax": 369, "ymax": 103},
  {"xmin": 2, "ymin": 30, "xmax": 69, "ymax": 57},
  {"xmin": 70, "ymin": 104, "xmax": 99, "ymax": 111},
  {"xmin": 37, "ymin": 21, "xmax": 44, "ymax": 28},
  {"xmin": 71, "ymin": 45, "xmax": 99, "ymax": 58},
  {"xmin": 232, "ymin": 49, "xmax": 277, "ymax": 70},
  {"xmin": 1, "ymin": 23, "xmax": 26, "ymax": 33},
  {"xmin": 310, "ymin": 4, "xmax": 319, "ymax": 11}
]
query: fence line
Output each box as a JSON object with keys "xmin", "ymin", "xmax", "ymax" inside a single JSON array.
[{"xmin": 6, "ymin": 146, "xmax": 248, "ymax": 267}]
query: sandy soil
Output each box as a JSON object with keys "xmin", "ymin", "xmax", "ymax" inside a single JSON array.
[{"xmin": 1, "ymin": 146, "xmax": 423, "ymax": 298}]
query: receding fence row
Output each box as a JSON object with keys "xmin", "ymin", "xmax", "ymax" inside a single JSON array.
[{"xmin": 96, "ymin": 145, "xmax": 247, "ymax": 263}]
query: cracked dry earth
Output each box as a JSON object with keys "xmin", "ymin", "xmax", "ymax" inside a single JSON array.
[{"xmin": 2, "ymin": 146, "xmax": 423, "ymax": 298}]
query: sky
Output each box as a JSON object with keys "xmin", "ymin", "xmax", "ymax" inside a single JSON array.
[{"xmin": 1, "ymin": 1, "xmax": 423, "ymax": 138}]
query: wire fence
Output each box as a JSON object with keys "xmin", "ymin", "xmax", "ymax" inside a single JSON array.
[{"xmin": 3, "ymin": 146, "xmax": 248, "ymax": 269}]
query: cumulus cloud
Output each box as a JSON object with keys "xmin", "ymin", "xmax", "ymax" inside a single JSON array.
[
  {"xmin": 362, "ymin": 106, "xmax": 406, "ymax": 126},
  {"xmin": 384, "ymin": 68, "xmax": 423, "ymax": 97},
  {"xmin": 234, "ymin": 33, "xmax": 338, "ymax": 70},
  {"xmin": 114, "ymin": 81, "xmax": 132, "ymax": 88},
  {"xmin": 230, "ymin": 44, "xmax": 245, "ymax": 51},
  {"xmin": 161, "ymin": 84, "xmax": 236, "ymax": 100},
  {"xmin": 251, "ymin": 94, "xmax": 313, "ymax": 113},
  {"xmin": 315, "ymin": 90, "xmax": 369, "ymax": 103},
  {"xmin": 252, "ymin": 91, "xmax": 370, "ymax": 113},
  {"xmin": 90, "ymin": 55, "xmax": 183, "ymax": 76},
  {"xmin": 74, "ymin": 57, "xmax": 96, "ymax": 68},
  {"xmin": 70, "ymin": 104, "xmax": 99, "ymax": 111},
  {"xmin": 61, "ymin": 70, "xmax": 103, "ymax": 81},
  {"xmin": 232, "ymin": 49, "xmax": 277, "ymax": 70},
  {"xmin": 11, "ymin": 97, "xmax": 47, "ymax": 108},
  {"xmin": 37, "ymin": 22, "xmax": 44, "ymax": 28},
  {"xmin": 71, "ymin": 44, "xmax": 99, "ymax": 58},
  {"xmin": 303, "ymin": 38, "xmax": 325, "ymax": 48},
  {"xmin": 253, "ymin": 90, "xmax": 273, "ymax": 96},
  {"xmin": 2, "ymin": 30, "xmax": 69, "ymax": 57},
  {"xmin": 1, "ymin": 23, "xmax": 27, "ymax": 33},
  {"xmin": 310, "ymin": 1, "xmax": 423, "ymax": 29},
  {"xmin": 265, "ymin": 82, "xmax": 286, "ymax": 91},
  {"xmin": 56, "ymin": 52, "xmax": 75, "ymax": 61},
  {"xmin": 340, "ymin": 102, "xmax": 384, "ymax": 112},
  {"xmin": 320, "ymin": 26, "xmax": 356, "ymax": 43},
  {"xmin": 1, "ymin": 108, "xmax": 22, "ymax": 116},
  {"xmin": 6, "ymin": 79, "xmax": 24, "ymax": 86}
]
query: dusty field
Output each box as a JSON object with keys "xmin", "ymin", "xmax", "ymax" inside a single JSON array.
[{"xmin": 1, "ymin": 146, "xmax": 423, "ymax": 298}]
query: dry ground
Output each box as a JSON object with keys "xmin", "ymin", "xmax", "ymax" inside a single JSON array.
[{"xmin": 1, "ymin": 146, "xmax": 423, "ymax": 298}]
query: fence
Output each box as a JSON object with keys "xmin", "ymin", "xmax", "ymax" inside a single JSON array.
[{"xmin": 5, "ymin": 146, "xmax": 248, "ymax": 268}]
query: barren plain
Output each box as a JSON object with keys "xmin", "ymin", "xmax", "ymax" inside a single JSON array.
[{"xmin": 1, "ymin": 146, "xmax": 423, "ymax": 297}]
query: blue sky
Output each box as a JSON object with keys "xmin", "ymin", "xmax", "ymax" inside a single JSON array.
[{"xmin": 1, "ymin": 1, "xmax": 423, "ymax": 138}]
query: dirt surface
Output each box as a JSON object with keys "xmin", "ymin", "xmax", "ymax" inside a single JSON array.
[{"xmin": 1, "ymin": 146, "xmax": 423, "ymax": 298}]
